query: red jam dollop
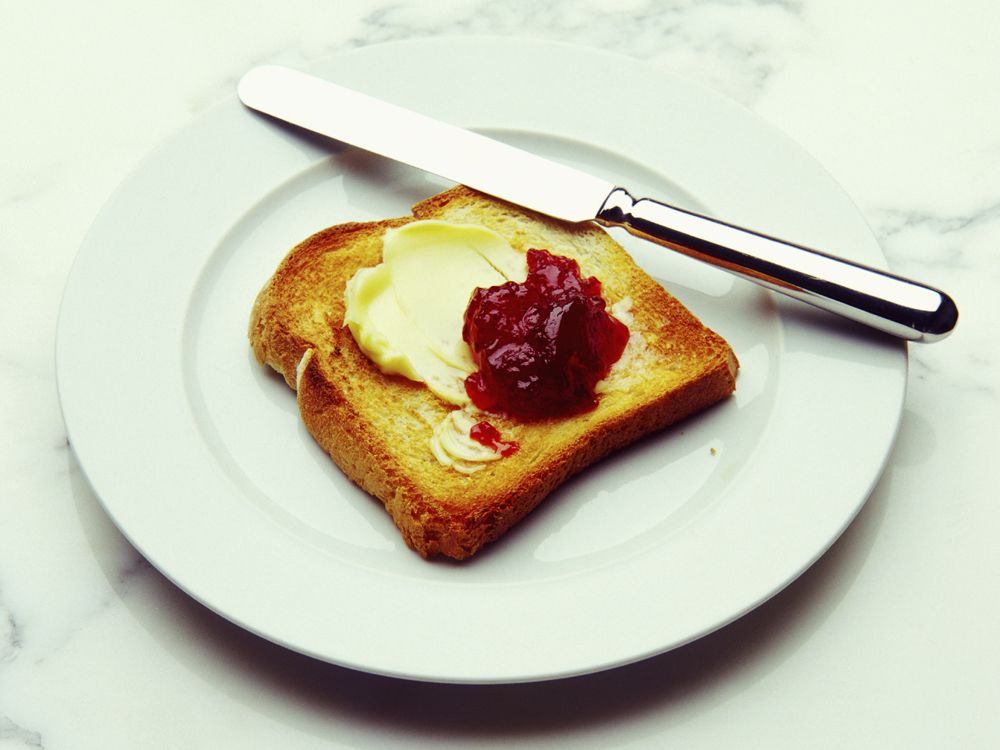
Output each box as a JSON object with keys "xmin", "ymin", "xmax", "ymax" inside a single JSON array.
[
  {"xmin": 469, "ymin": 420, "xmax": 519, "ymax": 457},
  {"xmin": 462, "ymin": 249, "xmax": 630, "ymax": 420}
]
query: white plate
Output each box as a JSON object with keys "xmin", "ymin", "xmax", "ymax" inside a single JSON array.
[{"xmin": 56, "ymin": 38, "xmax": 906, "ymax": 684}]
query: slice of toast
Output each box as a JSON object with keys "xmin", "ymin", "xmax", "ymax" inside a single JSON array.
[{"xmin": 249, "ymin": 186, "xmax": 738, "ymax": 560}]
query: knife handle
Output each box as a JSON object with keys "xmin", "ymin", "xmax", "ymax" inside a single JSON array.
[{"xmin": 595, "ymin": 188, "xmax": 957, "ymax": 342}]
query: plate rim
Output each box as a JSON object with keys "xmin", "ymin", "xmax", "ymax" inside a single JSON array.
[{"xmin": 56, "ymin": 36, "xmax": 906, "ymax": 684}]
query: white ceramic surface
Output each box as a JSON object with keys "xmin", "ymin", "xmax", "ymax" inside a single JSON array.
[
  {"xmin": 56, "ymin": 38, "xmax": 905, "ymax": 683},
  {"xmin": 3, "ymin": 0, "xmax": 998, "ymax": 746}
]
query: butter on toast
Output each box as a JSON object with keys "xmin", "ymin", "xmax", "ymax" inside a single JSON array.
[{"xmin": 249, "ymin": 186, "xmax": 738, "ymax": 560}]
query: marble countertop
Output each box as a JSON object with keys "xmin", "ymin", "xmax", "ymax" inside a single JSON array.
[{"xmin": 3, "ymin": 1, "xmax": 998, "ymax": 747}]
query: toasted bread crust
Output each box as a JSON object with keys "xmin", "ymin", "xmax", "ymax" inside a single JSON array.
[{"xmin": 249, "ymin": 186, "xmax": 737, "ymax": 559}]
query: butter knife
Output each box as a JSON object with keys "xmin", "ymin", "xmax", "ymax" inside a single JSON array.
[{"xmin": 237, "ymin": 64, "xmax": 957, "ymax": 342}]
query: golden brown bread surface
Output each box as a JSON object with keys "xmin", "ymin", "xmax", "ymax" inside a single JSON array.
[{"xmin": 249, "ymin": 186, "xmax": 738, "ymax": 560}]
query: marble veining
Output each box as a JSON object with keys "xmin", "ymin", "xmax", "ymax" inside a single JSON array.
[
  {"xmin": 335, "ymin": 0, "xmax": 808, "ymax": 107},
  {"xmin": 872, "ymin": 203, "xmax": 1000, "ymax": 285},
  {"xmin": 2, "ymin": 0, "xmax": 999, "ymax": 748},
  {"xmin": 876, "ymin": 201, "xmax": 1000, "ymax": 239},
  {"xmin": 0, "ymin": 603, "xmax": 21, "ymax": 663},
  {"xmin": 0, "ymin": 717, "xmax": 44, "ymax": 749}
]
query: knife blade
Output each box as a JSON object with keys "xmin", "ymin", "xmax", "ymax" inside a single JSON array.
[{"xmin": 237, "ymin": 64, "xmax": 957, "ymax": 342}]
